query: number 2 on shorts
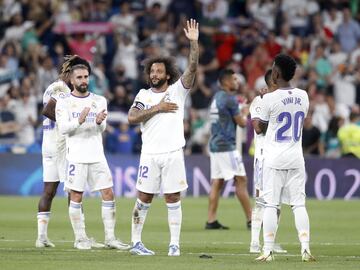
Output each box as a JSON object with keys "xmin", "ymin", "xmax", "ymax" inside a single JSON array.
[{"xmin": 69, "ymin": 164, "xmax": 75, "ymax": 176}]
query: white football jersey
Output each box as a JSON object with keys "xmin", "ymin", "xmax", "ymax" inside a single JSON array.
[
  {"xmin": 131, "ymin": 78, "xmax": 190, "ymax": 154},
  {"xmin": 249, "ymin": 96, "xmax": 265, "ymax": 160},
  {"xmin": 42, "ymin": 80, "xmax": 71, "ymax": 156},
  {"xmin": 55, "ymin": 92, "xmax": 107, "ymax": 163},
  {"xmin": 259, "ymin": 88, "xmax": 309, "ymax": 169}
]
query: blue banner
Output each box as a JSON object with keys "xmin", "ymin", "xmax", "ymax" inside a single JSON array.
[{"xmin": 0, "ymin": 154, "xmax": 359, "ymax": 199}]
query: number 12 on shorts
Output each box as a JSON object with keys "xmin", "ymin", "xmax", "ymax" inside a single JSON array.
[{"xmin": 138, "ymin": 165, "xmax": 149, "ymax": 179}]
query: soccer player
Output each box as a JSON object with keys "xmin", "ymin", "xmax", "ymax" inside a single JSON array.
[
  {"xmin": 35, "ymin": 67, "xmax": 71, "ymax": 248},
  {"xmin": 206, "ymin": 69, "xmax": 252, "ymax": 230},
  {"xmin": 249, "ymin": 69, "xmax": 286, "ymax": 254},
  {"xmin": 127, "ymin": 19, "xmax": 199, "ymax": 256},
  {"xmin": 55, "ymin": 61, "xmax": 129, "ymax": 250},
  {"xmin": 255, "ymin": 54, "xmax": 315, "ymax": 262}
]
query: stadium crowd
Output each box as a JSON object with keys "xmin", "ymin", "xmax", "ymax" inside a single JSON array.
[{"xmin": 0, "ymin": 0, "xmax": 359, "ymax": 158}]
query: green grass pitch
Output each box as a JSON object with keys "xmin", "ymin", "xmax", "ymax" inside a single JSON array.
[{"xmin": 0, "ymin": 196, "xmax": 359, "ymax": 270}]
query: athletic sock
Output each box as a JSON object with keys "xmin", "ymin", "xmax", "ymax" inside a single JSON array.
[
  {"xmin": 167, "ymin": 201, "xmax": 182, "ymax": 247},
  {"xmin": 262, "ymin": 206, "xmax": 278, "ymax": 254},
  {"xmin": 293, "ymin": 205, "xmax": 310, "ymax": 253},
  {"xmin": 69, "ymin": 201, "xmax": 87, "ymax": 240},
  {"xmin": 131, "ymin": 198, "xmax": 151, "ymax": 244},
  {"xmin": 37, "ymin": 212, "xmax": 50, "ymax": 239},
  {"xmin": 102, "ymin": 200, "xmax": 116, "ymax": 241}
]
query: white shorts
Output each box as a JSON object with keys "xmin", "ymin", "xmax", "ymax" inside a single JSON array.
[
  {"xmin": 65, "ymin": 160, "xmax": 113, "ymax": 192},
  {"xmin": 253, "ymin": 156, "xmax": 264, "ymax": 191},
  {"xmin": 262, "ymin": 165, "xmax": 306, "ymax": 206},
  {"xmin": 136, "ymin": 149, "xmax": 188, "ymax": 194},
  {"xmin": 42, "ymin": 151, "xmax": 67, "ymax": 183},
  {"xmin": 210, "ymin": 150, "xmax": 246, "ymax": 180}
]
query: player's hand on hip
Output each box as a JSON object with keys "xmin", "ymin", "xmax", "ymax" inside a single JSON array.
[
  {"xmin": 184, "ymin": 18, "xmax": 199, "ymax": 41},
  {"xmin": 156, "ymin": 96, "xmax": 178, "ymax": 113},
  {"xmin": 79, "ymin": 107, "xmax": 90, "ymax": 124},
  {"xmin": 96, "ymin": 109, "xmax": 107, "ymax": 124}
]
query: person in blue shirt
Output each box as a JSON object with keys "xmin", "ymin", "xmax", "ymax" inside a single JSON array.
[{"xmin": 206, "ymin": 69, "xmax": 252, "ymax": 230}]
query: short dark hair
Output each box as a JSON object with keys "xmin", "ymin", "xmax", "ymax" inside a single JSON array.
[
  {"xmin": 143, "ymin": 56, "xmax": 180, "ymax": 86},
  {"xmin": 274, "ymin": 54, "xmax": 297, "ymax": 81},
  {"xmin": 218, "ymin": 69, "xmax": 235, "ymax": 85},
  {"xmin": 264, "ymin": 69, "xmax": 272, "ymax": 86}
]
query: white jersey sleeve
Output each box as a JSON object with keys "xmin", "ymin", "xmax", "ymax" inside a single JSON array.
[
  {"xmin": 250, "ymin": 96, "xmax": 263, "ymax": 120},
  {"xmin": 56, "ymin": 96, "xmax": 81, "ymax": 135},
  {"xmin": 42, "ymin": 80, "xmax": 71, "ymax": 156},
  {"xmin": 259, "ymin": 94, "xmax": 271, "ymax": 122}
]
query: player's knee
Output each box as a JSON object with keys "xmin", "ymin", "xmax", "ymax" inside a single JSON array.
[
  {"xmin": 101, "ymin": 188, "xmax": 114, "ymax": 201},
  {"xmin": 165, "ymin": 192, "xmax": 180, "ymax": 203},
  {"xmin": 235, "ymin": 175, "xmax": 247, "ymax": 185},
  {"xmin": 43, "ymin": 188, "xmax": 57, "ymax": 200}
]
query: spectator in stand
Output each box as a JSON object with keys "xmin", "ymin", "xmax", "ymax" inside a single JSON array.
[
  {"xmin": 337, "ymin": 111, "xmax": 360, "ymax": 158},
  {"xmin": 337, "ymin": 7, "xmax": 360, "ymax": 53},
  {"xmin": 109, "ymin": 1, "xmax": 137, "ymax": 36},
  {"xmin": 13, "ymin": 85, "xmax": 37, "ymax": 146},
  {"xmin": 320, "ymin": 116, "xmax": 344, "ymax": 158},
  {"xmin": 323, "ymin": 4, "xmax": 343, "ymax": 38},
  {"xmin": 263, "ymin": 31, "xmax": 282, "ymax": 59},
  {"xmin": 310, "ymin": 44, "xmax": 332, "ymax": 88},
  {"xmin": 275, "ymin": 23, "xmax": 294, "ymax": 52},
  {"xmin": 108, "ymin": 85, "xmax": 132, "ymax": 113},
  {"xmin": 36, "ymin": 55, "xmax": 58, "ymax": 101},
  {"xmin": 302, "ymin": 110, "xmax": 321, "ymax": 155},
  {"xmin": 0, "ymin": 90, "xmax": 19, "ymax": 147},
  {"xmin": 66, "ymin": 33, "xmax": 97, "ymax": 63},
  {"xmin": 248, "ymin": 0, "xmax": 276, "ymax": 31},
  {"xmin": 105, "ymin": 122, "xmax": 139, "ymax": 154},
  {"xmin": 328, "ymin": 41, "xmax": 348, "ymax": 69}
]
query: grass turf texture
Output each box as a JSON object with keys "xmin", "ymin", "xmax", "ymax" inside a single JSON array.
[{"xmin": 0, "ymin": 197, "xmax": 359, "ymax": 270}]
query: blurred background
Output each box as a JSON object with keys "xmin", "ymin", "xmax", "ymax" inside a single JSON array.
[{"xmin": 0, "ymin": 0, "xmax": 359, "ymax": 198}]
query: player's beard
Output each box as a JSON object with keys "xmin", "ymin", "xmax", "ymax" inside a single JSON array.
[
  {"xmin": 150, "ymin": 77, "xmax": 167, "ymax": 88},
  {"xmin": 75, "ymin": 84, "xmax": 88, "ymax": 93}
]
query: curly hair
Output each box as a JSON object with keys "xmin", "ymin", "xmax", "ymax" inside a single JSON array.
[
  {"xmin": 143, "ymin": 56, "xmax": 180, "ymax": 86},
  {"xmin": 274, "ymin": 54, "xmax": 297, "ymax": 82}
]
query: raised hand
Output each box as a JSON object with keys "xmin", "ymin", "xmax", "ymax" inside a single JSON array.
[
  {"xmin": 96, "ymin": 109, "xmax": 107, "ymax": 124},
  {"xmin": 156, "ymin": 95, "xmax": 178, "ymax": 113},
  {"xmin": 78, "ymin": 107, "xmax": 90, "ymax": 124},
  {"xmin": 184, "ymin": 18, "xmax": 199, "ymax": 41}
]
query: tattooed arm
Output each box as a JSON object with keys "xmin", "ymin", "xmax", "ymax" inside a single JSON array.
[
  {"xmin": 181, "ymin": 19, "xmax": 199, "ymax": 89},
  {"xmin": 128, "ymin": 96, "xmax": 179, "ymax": 124}
]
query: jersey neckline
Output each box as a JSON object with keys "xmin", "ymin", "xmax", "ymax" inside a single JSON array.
[{"xmin": 71, "ymin": 92, "xmax": 91, "ymax": 98}]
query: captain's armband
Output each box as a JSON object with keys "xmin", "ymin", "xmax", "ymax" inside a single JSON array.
[{"xmin": 132, "ymin": 101, "xmax": 145, "ymax": 110}]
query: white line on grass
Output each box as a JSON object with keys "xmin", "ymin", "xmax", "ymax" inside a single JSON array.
[
  {"xmin": 0, "ymin": 247, "xmax": 359, "ymax": 259},
  {"xmin": 1, "ymin": 239, "xmax": 360, "ymax": 246}
]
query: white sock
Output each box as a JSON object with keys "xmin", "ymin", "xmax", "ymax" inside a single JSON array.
[
  {"xmin": 37, "ymin": 212, "xmax": 50, "ymax": 239},
  {"xmin": 167, "ymin": 201, "xmax": 182, "ymax": 247},
  {"xmin": 131, "ymin": 198, "xmax": 151, "ymax": 244},
  {"xmin": 293, "ymin": 206, "xmax": 310, "ymax": 253},
  {"xmin": 69, "ymin": 201, "xmax": 87, "ymax": 240},
  {"xmin": 262, "ymin": 206, "xmax": 278, "ymax": 254},
  {"xmin": 81, "ymin": 210, "xmax": 88, "ymax": 239},
  {"xmin": 250, "ymin": 201, "xmax": 265, "ymax": 246},
  {"xmin": 102, "ymin": 200, "xmax": 116, "ymax": 241}
]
